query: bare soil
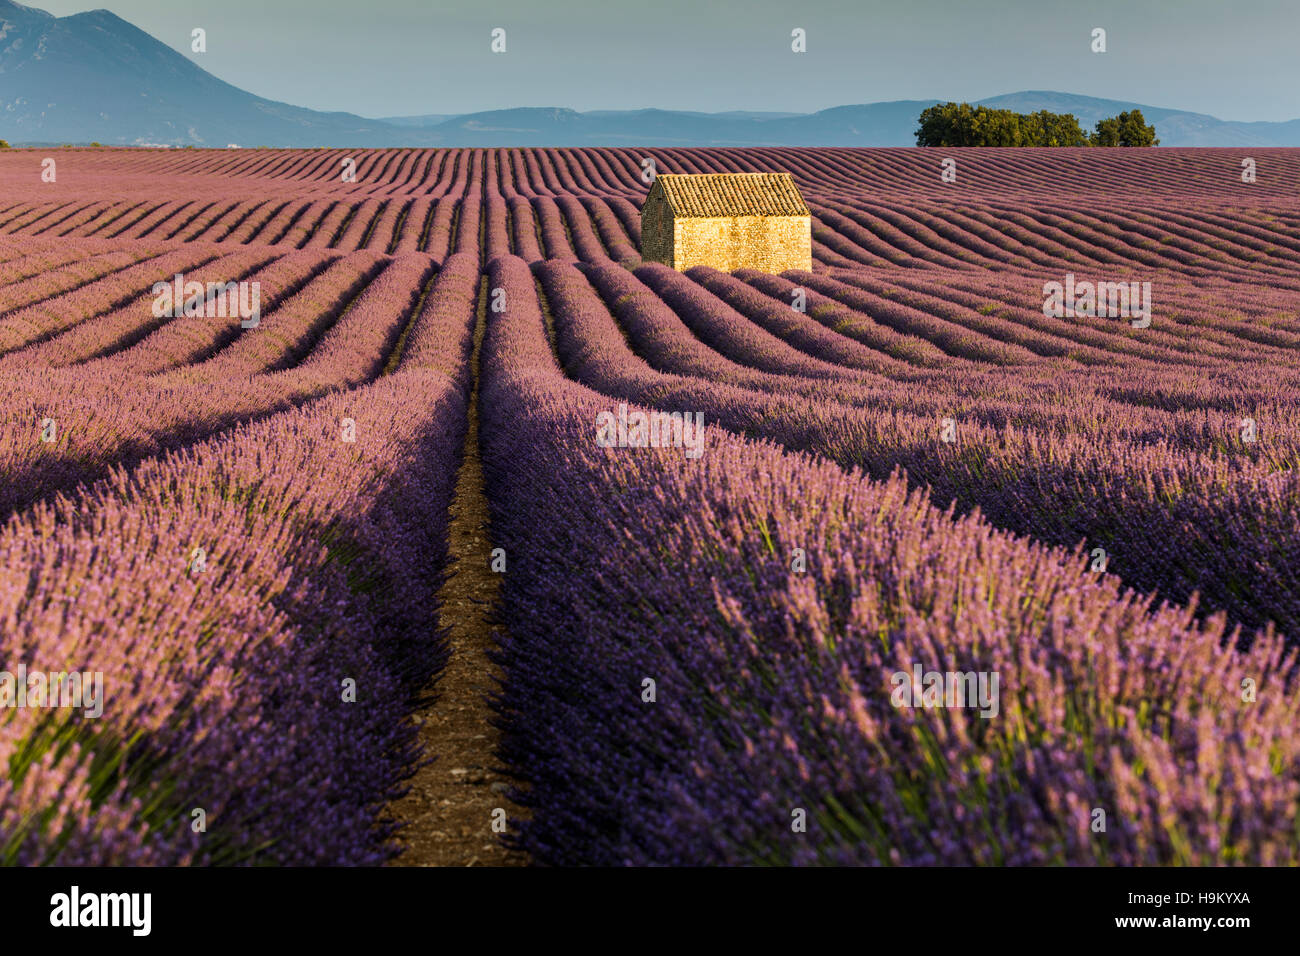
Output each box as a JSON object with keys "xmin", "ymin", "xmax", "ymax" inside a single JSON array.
[{"xmin": 387, "ymin": 294, "xmax": 528, "ymax": 867}]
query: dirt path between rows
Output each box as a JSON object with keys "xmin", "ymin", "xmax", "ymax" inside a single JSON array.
[{"xmin": 388, "ymin": 290, "xmax": 528, "ymax": 867}]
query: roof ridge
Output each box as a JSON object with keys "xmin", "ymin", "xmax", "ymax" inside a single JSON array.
[{"xmin": 654, "ymin": 171, "xmax": 809, "ymax": 218}]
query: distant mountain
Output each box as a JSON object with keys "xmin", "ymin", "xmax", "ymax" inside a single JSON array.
[
  {"xmin": 976, "ymin": 91, "xmax": 1300, "ymax": 147},
  {"xmin": 378, "ymin": 96, "xmax": 1300, "ymax": 148},
  {"xmin": 3, "ymin": 1, "xmax": 1298, "ymax": 147},
  {"xmin": 376, "ymin": 104, "xmax": 906, "ymax": 146},
  {"xmin": 358, "ymin": 102, "xmax": 946, "ymax": 147},
  {"xmin": 377, "ymin": 114, "xmax": 458, "ymax": 128},
  {"xmin": 0, "ymin": 0, "xmax": 438, "ymax": 146},
  {"xmin": 583, "ymin": 109, "xmax": 807, "ymax": 121}
]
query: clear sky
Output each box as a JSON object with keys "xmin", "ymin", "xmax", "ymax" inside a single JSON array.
[{"xmin": 33, "ymin": 0, "xmax": 1300, "ymax": 121}]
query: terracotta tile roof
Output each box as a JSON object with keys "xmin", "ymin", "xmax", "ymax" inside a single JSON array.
[{"xmin": 654, "ymin": 173, "xmax": 810, "ymax": 218}]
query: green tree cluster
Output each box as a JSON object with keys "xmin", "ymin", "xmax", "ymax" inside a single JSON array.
[
  {"xmin": 916, "ymin": 103, "xmax": 1159, "ymax": 147},
  {"xmin": 1091, "ymin": 110, "xmax": 1161, "ymax": 146}
]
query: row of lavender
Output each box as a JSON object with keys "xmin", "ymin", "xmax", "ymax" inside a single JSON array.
[
  {"xmin": 659, "ymin": 266, "xmax": 1300, "ymax": 451},
  {"xmin": 2, "ymin": 240, "xmax": 1289, "ymax": 868},
  {"xmin": 539, "ymin": 260, "xmax": 1300, "ymax": 644},
  {"xmin": 19, "ymin": 147, "xmax": 1300, "ymax": 201},
  {"xmin": 7, "ymin": 148, "xmax": 1300, "ymax": 278},
  {"xmin": 9, "ymin": 188, "xmax": 1294, "ymax": 280},
  {"xmin": 480, "ymin": 253, "xmax": 1300, "ymax": 865},
  {"xmin": 6, "ymin": 235, "xmax": 1294, "ymax": 456},
  {"xmin": 0, "ymin": 255, "xmax": 480, "ymax": 863},
  {"xmin": 0, "ymin": 246, "xmax": 423, "ymax": 518}
]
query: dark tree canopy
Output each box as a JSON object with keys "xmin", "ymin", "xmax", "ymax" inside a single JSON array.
[
  {"xmin": 916, "ymin": 103, "xmax": 1158, "ymax": 147},
  {"xmin": 1091, "ymin": 110, "xmax": 1161, "ymax": 147}
]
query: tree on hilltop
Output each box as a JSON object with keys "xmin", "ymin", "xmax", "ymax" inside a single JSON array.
[
  {"xmin": 917, "ymin": 102, "xmax": 1088, "ymax": 147},
  {"xmin": 1091, "ymin": 110, "xmax": 1160, "ymax": 146},
  {"xmin": 917, "ymin": 102, "xmax": 1156, "ymax": 147}
]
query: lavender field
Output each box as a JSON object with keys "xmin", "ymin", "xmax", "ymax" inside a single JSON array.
[{"xmin": 0, "ymin": 146, "xmax": 1298, "ymax": 866}]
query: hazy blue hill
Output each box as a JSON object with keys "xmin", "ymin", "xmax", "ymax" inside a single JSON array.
[
  {"xmin": 2, "ymin": 1, "xmax": 1296, "ymax": 147},
  {"xmin": 0, "ymin": 0, "xmax": 437, "ymax": 146},
  {"xmin": 976, "ymin": 91, "xmax": 1300, "ymax": 146}
]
